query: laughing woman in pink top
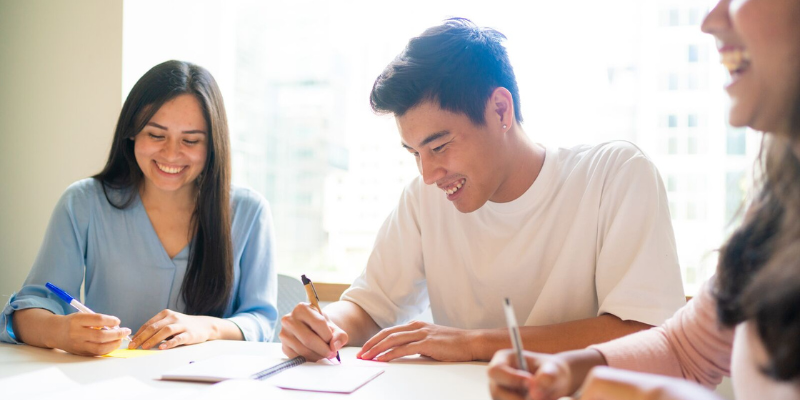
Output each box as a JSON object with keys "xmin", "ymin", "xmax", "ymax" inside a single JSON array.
[{"xmin": 487, "ymin": 0, "xmax": 800, "ymax": 399}]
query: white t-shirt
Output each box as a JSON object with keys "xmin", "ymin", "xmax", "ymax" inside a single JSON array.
[{"xmin": 342, "ymin": 141, "xmax": 686, "ymax": 330}]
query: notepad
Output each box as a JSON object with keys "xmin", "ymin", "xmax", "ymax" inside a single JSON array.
[
  {"xmin": 101, "ymin": 349, "xmax": 157, "ymax": 358},
  {"xmin": 161, "ymin": 355, "xmax": 384, "ymax": 394}
]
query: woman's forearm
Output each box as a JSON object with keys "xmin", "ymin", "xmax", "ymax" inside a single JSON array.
[{"xmin": 12, "ymin": 308, "xmax": 63, "ymax": 349}]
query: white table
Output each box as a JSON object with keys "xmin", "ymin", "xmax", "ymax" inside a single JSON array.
[{"xmin": 0, "ymin": 341, "xmax": 492, "ymax": 399}]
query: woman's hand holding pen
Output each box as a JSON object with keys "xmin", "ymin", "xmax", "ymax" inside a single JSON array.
[
  {"xmin": 279, "ymin": 302, "xmax": 348, "ymax": 361},
  {"xmin": 488, "ymin": 350, "xmax": 572, "ymax": 400},
  {"xmin": 487, "ymin": 349, "xmax": 606, "ymax": 400},
  {"xmin": 128, "ymin": 309, "xmax": 239, "ymax": 350},
  {"xmin": 60, "ymin": 312, "xmax": 131, "ymax": 356},
  {"xmin": 14, "ymin": 308, "xmax": 130, "ymax": 357}
]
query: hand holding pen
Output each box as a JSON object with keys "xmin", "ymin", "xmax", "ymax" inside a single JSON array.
[
  {"xmin": 46, "ymin": 282, "xmax": 132, "ymax": 341},
  {"xmin": 44, "ymin": 282, "xmax": 132, "ymax": 356},
  {"xmin": 302, "ymin": 274, "xmax": 341, "ymax": 362},
  {"xmin": 276, "ymin": 274, "xmax": 348, "ymax": 362},
  {"xmin": 487, "ymin": 298, "xmax": 576, "ymax": 400}
]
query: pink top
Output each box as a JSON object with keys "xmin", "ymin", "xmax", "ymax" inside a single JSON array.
[{"xmin": 590, "ymin": 279, "xmax": 734, "ymax": 389}]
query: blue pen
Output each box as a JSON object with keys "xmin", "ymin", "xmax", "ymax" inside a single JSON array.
[{"xmin": 46, "ymin": 282, "xmax": 132, "ymax": 341}]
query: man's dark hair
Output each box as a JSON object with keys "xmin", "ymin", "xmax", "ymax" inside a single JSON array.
[{"xmin": 370, "ymin": 18, "xmax": 522, "ymax": 126}]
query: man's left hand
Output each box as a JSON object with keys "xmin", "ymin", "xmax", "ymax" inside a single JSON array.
[{"xmin": 356, "ymin": 321, "xmax": 477, "ymax": 362}]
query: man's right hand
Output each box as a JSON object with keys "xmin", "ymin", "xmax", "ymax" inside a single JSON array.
[{"xmin": 279, "ymin": 302, "xmax": 348, "ymax": 361}]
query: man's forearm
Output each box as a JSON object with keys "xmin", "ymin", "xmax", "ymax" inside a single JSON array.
[
  {"xmin": 471, "ymin": 313, "xmax": 651, "ymax": 361},
  {"xmin": 323, "ymin": 300, "xmax": 381, "ymax": 346}
]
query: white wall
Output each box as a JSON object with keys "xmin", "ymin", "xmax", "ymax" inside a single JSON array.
[{"xmin": 0, "ymin": 0, "xmax": 123, "ymax": 300}]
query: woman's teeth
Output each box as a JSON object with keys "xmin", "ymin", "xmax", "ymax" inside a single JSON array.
[
  {"xmin": 720, "ymin": 49, "xmax": 751, "ymax": 74},
  {"xmin": 156, "ymin": 162, "xmax": 184, "ymax": 174},
  {"xmin": 444, "ymin": 178, "xmax": 466, "ymax": 195}
]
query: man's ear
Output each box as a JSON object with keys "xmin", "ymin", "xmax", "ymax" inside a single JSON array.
[{"xmin": 489, "ymin": 87, "xmax": 514, "ymax": 130}]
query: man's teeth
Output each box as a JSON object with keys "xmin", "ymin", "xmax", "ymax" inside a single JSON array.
[
  {"xmin": 444, "ymin": 179, "xmax": 466, "ymax": 195},
  {"xmin": 720, "ymin": 49, "xmax": 751, "ymax": 73},
  {"xmin": 157, "ymin": 162, "xmax": 184, "ymax": 174}
]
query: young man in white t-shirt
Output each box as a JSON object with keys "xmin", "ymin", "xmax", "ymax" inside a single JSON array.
[{"xmin": 279, "ymin": 18, "xmax": 685, "ymax": 362}]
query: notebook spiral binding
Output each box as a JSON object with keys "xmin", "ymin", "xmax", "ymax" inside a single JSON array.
[{"xmin": 252, "ymin": 356, "xmax": 306, "ymax": 381}]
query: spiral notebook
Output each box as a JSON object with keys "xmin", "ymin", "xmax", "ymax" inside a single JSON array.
[{"xmin": 161, "ymin": 355, "xmax": 384, "ymax": 393}]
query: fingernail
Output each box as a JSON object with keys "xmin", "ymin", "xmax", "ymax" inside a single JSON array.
[
  {"xmin": 159, "ymin": 344, "xmax": 166, "ymax": 350},
  {"xmin": 128, "ymin": 342, "xmax": 136, "ymax": 349},
  {"xmin": 333, "ymin": 340, "xmax": 342, "ymax": 350}
]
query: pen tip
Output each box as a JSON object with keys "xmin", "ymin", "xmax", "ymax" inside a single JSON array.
[
  {"xmin": 301, "ymin": 275, "xmax": 311, "ymax": 285},
  {"xmin": 336, "ymin": 352, "xmax": 341, "ymax": 363}
]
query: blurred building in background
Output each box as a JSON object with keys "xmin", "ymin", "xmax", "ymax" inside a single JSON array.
[{"xmin": 124, "ymin": 0, "xmax": 757, "ymax": 293}]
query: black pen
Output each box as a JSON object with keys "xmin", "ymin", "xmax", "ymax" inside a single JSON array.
[{"xmin": 301, "ymin": 274, "xmax": 341, "ymax": 362}]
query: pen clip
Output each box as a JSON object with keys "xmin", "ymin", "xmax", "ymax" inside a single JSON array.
[{"xmin": 309, "ymin": 282, "xmax": 320, "ymax": 302}]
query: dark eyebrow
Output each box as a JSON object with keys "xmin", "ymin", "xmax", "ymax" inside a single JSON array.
[
  {"xmin": 146, "ymin": 122, "xmax": 206, "ymax": 135},
  {"xmin": 401, "ymin": 130, "xmax": 450, "ymax": 150},
  {"xmin": 420, "ymin": 130, "xmax": 450, "ymax": 147},
  {"xmin": 147, "ymin": 122, "xmax": 168, "ymax": 130}
]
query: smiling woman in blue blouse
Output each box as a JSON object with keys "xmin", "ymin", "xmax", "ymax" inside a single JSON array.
[{"xmin": 0, "ymin": 60, "xmax": 277, "ymax": 356}]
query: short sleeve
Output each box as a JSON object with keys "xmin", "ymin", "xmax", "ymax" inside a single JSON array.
[
  {"xmin": 0, "ymin": 181, "xmax": 93, "ymax": 344},
  {"xmin": 226, "ymin": 190, "xmax": 278, "ymax": 341},
  {"xmin": 341, "ymin": 183, "xmax": 429, "ymax": 329},
  {"xmin": 595, "ymin": 147, "xmax": 686, "ymax": 326}
]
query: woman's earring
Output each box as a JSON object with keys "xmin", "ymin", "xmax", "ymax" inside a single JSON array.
[{"xmin": 502, "ymin": 124, "xmax": 507, "ymax": 129}]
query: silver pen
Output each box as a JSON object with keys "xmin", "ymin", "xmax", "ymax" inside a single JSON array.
[{"xmin": 503, "ymin": 298, "xmax": 528, "ymax": 371}]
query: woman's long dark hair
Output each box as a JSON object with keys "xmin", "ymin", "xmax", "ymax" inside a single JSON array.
[
  {"xmin": 93, "ymin": 60, "xmax": 233, "ymax": 317},
  {"xmin": 715, "ymin": 85, "xmax": 800, "ymax": 381}
]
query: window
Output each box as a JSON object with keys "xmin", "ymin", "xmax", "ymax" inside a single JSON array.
[
  {"xmin": 668, "ymin": 114, "xmax": 679, "ymax": 128},
  {"xmin": 727, "ymin": 126, "xmax": 747, "ymax": 155},
  {"xmin": 667, "ymin": 175, "xmax": 678, "ymax": 192},
  {"xmin": 687, "ymin": 73, "xmax": 699, "ymax": 90},
  {"xmin": 688, "ymin": 45, "xmax": 699, "ymax": 63},
  {"xmin": 669, "ymin": 8, "xmax": 681, "ymax": 26},
  {"xmin": 687, "ymin": 132, "xmax": 699, "ymax": 154},
  {"xmin": 668, "ymin": 73, "xmax": 679, "ymax": 91},
  {"xmin": 688, "ymin": 8, "xmax": 703, "ymax": 25},
  {"xmin": 688, "ymin": 114, "xmax": 699, "ymax": 128},
  {"xmin": 668, "ymin": 133, "xmax": 679, "ymax": 155},
  {"xmin": 726, "ymin": 170, "xmax": 746, "ymax": 223},
  {"xmin": 123, "ymin": 0, "xmax": 749, "ymax": 294}
]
